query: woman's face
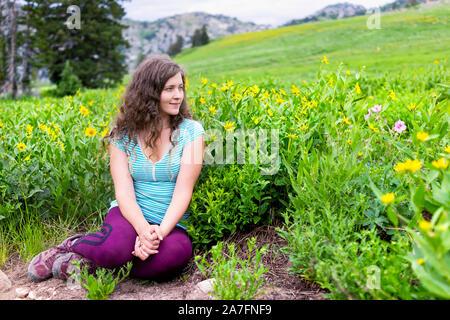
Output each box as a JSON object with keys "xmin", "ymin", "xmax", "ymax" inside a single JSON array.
[{"xmin": 159, "ymin": 72, "xmax": 184, "ymax": 122}]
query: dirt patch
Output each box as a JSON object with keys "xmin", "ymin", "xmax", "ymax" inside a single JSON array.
[{"xmin": 0, "ymin": 222, "xmax": 326, "ymax": 300}]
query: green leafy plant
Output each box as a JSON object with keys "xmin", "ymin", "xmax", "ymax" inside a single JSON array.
[
  {"xmin": 195, "ymin": 237, "xmax": 269, "ymax": 300},
  {"xmin": 70, "ymin": 260, "xmax": 132, "ymax": 300},
  {"xmin": 405, "ymin": 170, "xmax": 450, "ymax": 299},
  {"xmin": 187, "ymin": 164, "xmax": 273, "ymax": 248}
]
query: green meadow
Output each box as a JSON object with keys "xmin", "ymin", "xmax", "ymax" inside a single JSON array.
[{"xmin": 176, "ymin": 4, "xmax": 449, "ymax": 85}]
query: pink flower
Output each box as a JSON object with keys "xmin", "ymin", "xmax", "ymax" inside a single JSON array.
[
  {"xmin": 394, "ymin": 120, "xmax": 406, "ymax": 134},
  {"xmin": 364, "ymin": 109, "xmax": 372, "ymax": 120},
  {"xmin": 371, "ymin": 104, "xmax": 382, "ymax": 113}
]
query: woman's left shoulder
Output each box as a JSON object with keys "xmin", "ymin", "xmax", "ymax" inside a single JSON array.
[{"xmin": 180, "ymin": 118, "xmax": 205, "ymax": 132}]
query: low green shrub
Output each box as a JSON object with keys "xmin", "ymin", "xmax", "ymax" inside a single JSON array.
[
  {"xmin": 195, "ymin": 237, "xmax": 269, "ymax": 300},
  {"xmin": 187, "ymin": 164, "xmax": 274, "ymax": 249},
  {"xmin": 70, "ymin": 260, "xmax": 132, "ymax": 300}
]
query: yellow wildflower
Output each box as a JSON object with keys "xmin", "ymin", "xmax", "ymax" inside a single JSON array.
[
  {"xmin": 0, "ymin": 122, "xmax": 3, "ymax": 128},
  {"xmin": 342, "ymin": 116, "xmax": 351, "ymax": 125},
  {"xmin": 347, "ymin": 139, "xmax": 352, "ymax": 145},
  {"xmin": 209, "ymin": 106, "xmax": 216, "ymax": 115},
  {"xmin": 267, "ymin": 109, "xmax": 273, "ymax": 117},
  {"xmin": 16, "ymin": 142, "xmax": 27, "ymax": 151},
  {"xmin": 224, "ymin": 121, "xmax": 236, "ymax": 131},
  {"xmin": 26, "ymin": 125, "xmax": 33, "ymax": 135},
  {"xmin": 211, "ymin": 83, "xmax": 218, "ymax": 89},
  {"xmin": 291, "ymin": 85, "xmax": 301, "ymax": 96},
  {"xmin": 80, "ymin": 106, "xmax": 90, "ymax": 116},
  {"xmin": 346, "ymin": 70, "xmax": 350, "ymax": 76},
  {"xmin": 201, "ymin": 77, "xmax": 208, "ymax": 85},
  {"xmin": 221, "ymin": 86, "xmax": 229, "ymax": 91},
  {"xmin": 287, "ymin": 133, "xmax": 297, "ymax": 139},
  {"xmin": 357, "ymin": 152, "xmax": 363, "ymax": 157},
  {"xmin": 322, "ymin": 56, "xmax": 329, "ymax": 64},
  {"xmin": 419, "ymin": 220, "xmax": 431, "ymax": 232},
  {"xmin": 445, "ymin": 146, "xmax": 450, "ymax": 153},
  {"xmin": 394, "ymin": 159, "xmax": 422, "ymax": 173},
  {"xmin": 416, "ymin": 132, "xmax": 429, "ymax": 142},
  {"xmin": 432, "ymin": 158, "xmax": 449, "ymax": 169},
  {"xmin": 381, "ymin": 193, "xmax": 395, "ymax": 205},
  {"xmin": 389, "ymin": 90, "xmax": 397, "ymax": 100},
  {"xmin": 24, "ymin": 155, "xmax": 31, "ymax": 162},
  {"xmin": 199, "ymin": 97, "xmax": 206, "ymax": 104},
  {"xmin": 328, "ymin": 77, "xmax": 334, "ymax": 87},
  {"xmin": 354, "ymin": 82, "xmax": 361, "ymax": 95},
  {"xmin": 407, "ymin": 103, "xmax": 418, "ymax": 111},
  {"xmin": 185, "ymin": 76, "xmax": 189, "ymax": 87},
  {"xmin": 276, "ymin": 96, "xmax": 286, "ymax": 104},
  {"xmin": 369, "ymin": 124, "xmax": 379, "ymax": 133},
  {"xmin": 434, "ymin": 60, "xmax": 439, "ymax": 65},
  {"xmin": 58, "ymin": 141, "xmax": 65, "ymax": 152},
  {"xmin": 406, "ymin": 159, "xmax": 422, "ymax": 173},
  {"xmin": 100, "ymin": 129, "xmax": 109, "ymax": 138},
  {"xmin": 394, "ymin": 162, "xmax": 407, "ymax": 173},
  {"xmin": 85, "ymin": 127, "xmax": 97, "ymax": 137},
  {"xmin": 417, "ymin": 259, "xmax": 425, "ymax": 265}
]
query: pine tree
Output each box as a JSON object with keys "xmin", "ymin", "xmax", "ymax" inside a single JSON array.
[
  {"xmin": 21, "ymin": 0, "xmax": 130, "ymax": 89},
  {"xmin": 167, "ymin": 35, "xmax": 183, "ymax": 57},
  {"xmin": 200, "ymin": 24, "xmax": 209, "ymax": 46},
  {"xmin": 191, "ymin": 28, "xmax": 202, "ymax": 48},
  {"xmin": 56, "ymin": 60, "xmax": 81, "ymax": 97}
]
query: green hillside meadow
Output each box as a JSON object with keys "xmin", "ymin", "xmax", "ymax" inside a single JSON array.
[
  {"xmin": 0, "ymin": 4, "xmax": 449, "ymax": 300},
  {"xmin": 176, "ymin": 4, "xmax": 450, "ymax": 85}
]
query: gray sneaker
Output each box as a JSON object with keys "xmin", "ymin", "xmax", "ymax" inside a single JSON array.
[
  {"xmin": 52, "ymin": 252, "xmax": 96, "ymax": 281},
  {"xmin": 27, "ymin": 234, "xmax": 83, "ymax": 282}
]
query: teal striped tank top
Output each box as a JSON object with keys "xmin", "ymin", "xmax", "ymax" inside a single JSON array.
[{"xmin": 109, "ymin": 118, "xmax": 205, "ymax": 229}]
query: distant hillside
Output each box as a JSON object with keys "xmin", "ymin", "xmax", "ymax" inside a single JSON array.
[
  {"xmin": 175, "ymin": 2, "xmax": 449, "ymax": 85},
  {"xmin": 122, "ymin": 12, "xmax": 271, "ymax": 73},
  {"xmin": 283, "ymin": 2, "xmax": 367, "ymax": 26},
  {"xmin": 282, "ymin": 0, "xmax": 442, "ymax": 27}
]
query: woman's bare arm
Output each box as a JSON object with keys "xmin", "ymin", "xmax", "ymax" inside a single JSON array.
[
  {"xmin": 109, "ymin": 143, "xmax": 162, "ymax": 257},
  {"xmin": 159, "ymin": 134, "xmax": 205, "ymax": 238}
]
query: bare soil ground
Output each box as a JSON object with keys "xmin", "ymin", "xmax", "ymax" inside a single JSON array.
[{"xmin": 0, "ymin": 221, "xmax": 327, "ymax": 300}]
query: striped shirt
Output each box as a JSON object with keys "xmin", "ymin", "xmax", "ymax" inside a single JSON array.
[{"xmin": 109, "ymin": 118, "xmax": 205, "ymax": 229}]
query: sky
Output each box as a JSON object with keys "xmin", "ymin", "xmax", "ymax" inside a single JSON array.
[{"xmin": 121, "ymin": 0, "xmax": 395, "ymax": 27}]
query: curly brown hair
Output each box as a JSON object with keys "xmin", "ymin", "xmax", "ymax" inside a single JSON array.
[{"xmin": 105, "ymin": 54, "xmax": 192, "ymax": 161}]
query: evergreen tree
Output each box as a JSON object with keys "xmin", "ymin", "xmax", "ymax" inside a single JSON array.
[
  {"xmin": 21, "ymin": 0, "xmax": 130, "ymax": 89},
  {"xmin": 56, "ymin": 60, "xmax": 81, "ymax": 96},
  {"xmin": 191, "ymin": 28, "xmax": 202, "ymax": 47},
  {"xmin": 167, "ymin": 35, "xmax": 183, "ymax": 57},
  {"xmin": 200, "ymin": 24, "xmax": 209, "ymax": 46}
]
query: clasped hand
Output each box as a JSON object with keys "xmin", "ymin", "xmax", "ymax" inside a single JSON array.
[{"xmin": 132, "ymin": 224, "xmax": 164, "ymax": 261}]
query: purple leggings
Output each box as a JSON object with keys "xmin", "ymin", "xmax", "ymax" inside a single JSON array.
[{"xmin": 70, "ymin": 206, "xmax": 192, "ymax": 281}]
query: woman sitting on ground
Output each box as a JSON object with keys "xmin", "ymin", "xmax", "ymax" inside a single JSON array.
[{"xmin": 28, "ymin": 54, "xmax": 205, "ymax": 282}]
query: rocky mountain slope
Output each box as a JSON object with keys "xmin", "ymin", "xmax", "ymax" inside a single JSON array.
[
  {"xmin": 282, "ymin": 0, "xmax": 442, "ymax": 27},
  {"xmin": 122, "ymin": 12, "xmax": 270, "ymax": 72},
  {"xmin": 283, "ymin": 2, "xmax": 367, "ymax": 26}
]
